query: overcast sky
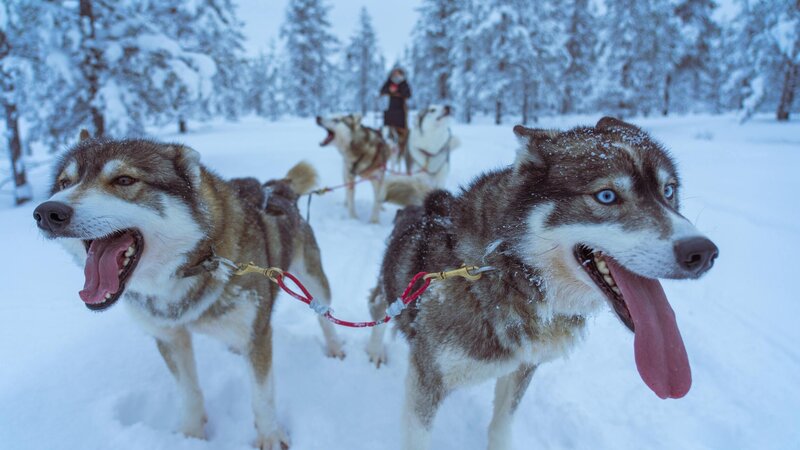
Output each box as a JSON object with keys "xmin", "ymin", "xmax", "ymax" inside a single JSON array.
[{"xmin": 235, "ymin": 0, "xmax": 422, "ymax": 64}]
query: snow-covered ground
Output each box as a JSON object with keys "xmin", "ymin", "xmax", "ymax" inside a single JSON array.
[{"xmin": 0, "ymin": 114, "xmax": 798, "ymax": 449}]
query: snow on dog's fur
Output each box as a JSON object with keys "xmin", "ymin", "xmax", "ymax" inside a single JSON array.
[
  {"xmin": 366, "ymin": 117, "xmax": 719, "ymax": 450},
  {"xmin": 408, "ymin": 105, "xmax": 460, "ymax": 188},
  {"xmin": 34, "ymin": 134, "xmax": 344, "ymax": 449},
  {"xmin": 316, "ymin": 113, "xmax": 432, "ymax": 222}
]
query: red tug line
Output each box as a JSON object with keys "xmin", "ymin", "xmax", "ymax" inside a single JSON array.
[{"xmin": 229, "ymin": 262, "xmax": 489, "ymax": 329}]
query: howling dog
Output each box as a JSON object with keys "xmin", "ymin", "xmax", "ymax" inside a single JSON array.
[
  {"xmin": 34, "ymin": 135, "xmax": 345, "ymax": 449},
  {"xmin": 408, "ymin": 105, "xmax": 461, "ymax": 188},
  {"xmin": 365, "ymin": 117, "xmax": 718, "ymax": 450},
  {"xmin": 316, "ymin": 113, "xmax": 431, "ymax": 223}
]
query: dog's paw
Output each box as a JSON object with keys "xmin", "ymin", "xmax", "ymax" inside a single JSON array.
[
  {"xmin": 255, "ymin": 428, "xmax": 290, "ymax": 450},
  {"xmin": 325, "ymin": 341, "xmax": 346, "ymax": 360},
  {"xmin": 180, "ymin": 414, "xmax": 207, "ymax": 440},
  {"xmin": 366, "ymin": 345, "xmax": 387, "ymax": 368}
]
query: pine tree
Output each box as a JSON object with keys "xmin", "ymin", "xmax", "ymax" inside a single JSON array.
[
  {"xmin": 668, "ymin": 0, "xmax": 722, "ymax": 114},
  {"xmin": 280, "ymin": 0, "xmax": 339, "ymax": 117},
  {"xmin": 125, "ymin": 1, "xmax": 222, "ymax": 134},
  {"xmin": 472, "ymin": 0, "xmax": 565, "ymax": 124},
  {"xmin": 734, "ymin": 0, "xmax": 799, "ymax": 121},
  {"xmin": 596, "ymin": 0, "xmax": 681, "ymax": 117},
  {"xmin": 188, "ymin": 0, "xmax": 248, "ymax": 121},
  {"xmin": 21, "ymin": 1, "xmax": 227, "ymax": 143},
  {"xmin": 472, "ymin": 1, "xmax": 524, "ymax": 124},
  {"xmin": 450, "ymin": 0, "xmax": 480, "ymax": 123},
  {"xmin": 410, "ymin": 0, "xmax": 459, "ymax": 106},
  {"xmin": 0, "ymin": 24, "xmax": 30, "ymax": 206},
  {"xmin": 561, "ymin": 0, "xmax": 598, "ymax": 114},
  {"xmin": 249, "ymin": 41, "xmax": 284, "ymax": 120},
  {"xmin": 0, "ymin": 0, "xmax": 52, "ymax": 204},
  {"xmin": 342, "ymin": 7, "xmax": 385, "ymax": 115}
]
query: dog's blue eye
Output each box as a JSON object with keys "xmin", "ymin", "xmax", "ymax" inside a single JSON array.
[
  {"xmin": 664, "ymin": 184, "xmax": 675, "ymax": 200},
  {"xmin": 594, "ymin": 189, "xmax": 618, "ymax": 205}
]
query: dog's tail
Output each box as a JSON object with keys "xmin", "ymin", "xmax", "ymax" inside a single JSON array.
[
  {"xmin": 382, "ymin": 175, "xmax": 433, "ymax": 207},
  {"xmin": 285, "ymin": 161, "xmax": 318, "ymax": 195}
]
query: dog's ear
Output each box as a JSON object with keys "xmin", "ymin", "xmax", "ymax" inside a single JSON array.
[
  {"xmin": 596, "ymin": 116, "xmax": 641, "ymax": 133},
  {"xmin": 172, "ymin": 145, "xmax": 202, "ymax": 188},
  {"xmin": 513, "ymin": 125, "xmax": 556, "ymax": 169},
  {"xmin": 79, "ymin": 129, "xmax": 91, "ymax": 142}
]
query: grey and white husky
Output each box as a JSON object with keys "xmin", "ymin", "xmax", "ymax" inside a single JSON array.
[
  {"xmin": 34, "ymin": 134, "xmax": 345, "ymax": 449},
  {"xmin": 365, "ymin": 117, "xmax": 718, "ymax": 450}
]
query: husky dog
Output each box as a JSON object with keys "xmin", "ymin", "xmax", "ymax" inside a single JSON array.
[
  {"xmin": 408, "ymin": 105, "xmax": 461, "ymax": 188},
  {"xmin": 316, "ymin": 113, "xmax": 431, "ymax": 222},
  {"xmin": 34, "ymin": 135, "xmax": 345, "ymax": 449},
  {"xmin": 365, "ymin": 117, "xmax": 719, "ymax": 450}
]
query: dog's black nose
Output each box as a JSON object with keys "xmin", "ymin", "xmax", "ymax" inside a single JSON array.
[
  {"xmin": 33, "ymin": 201, "xmax": 73, "ymax": 232},
  {"xmin": 315, "ymin": 116, "xmax": 322, "ymax": 124},
  {"xmin": 674, "ymin": 237, "xmax": 718, "ymax": 274}
]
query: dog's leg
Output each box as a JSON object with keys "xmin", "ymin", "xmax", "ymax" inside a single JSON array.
[
  {"xmin": 487, "ymin": 364, "xmax": 536, "ymax": 450},
  {"xmin": 248, "ymin": 325, "xmax": 290, "ymax": 450},
  {"xmin": 433, "ymin": 160, "xmax": 449, "ymax": 189},
  {"xmin": 296, "ymin": 233, "xmax": 345, "ymax": 359},
  {"xmin": 343, "ymin": 168, "xmax": 357, "ymax": 219},
  {"xmin": 155, "ymin": 327, "xmax": 207, "ymax": 439},
  {"xmin": 369, "ymin": 176, "xmax": 383, "ymax": 223},
  {"xmin": 398, "ymin": 128, "xmax": 411, "ymax": 175},
  {"xmin": 402, "ymin": 354, "xmax": 446, "ymax": 450},
  {"xmin": 365, "ymin": 286, "xmax": 388, "ymax": 367}
]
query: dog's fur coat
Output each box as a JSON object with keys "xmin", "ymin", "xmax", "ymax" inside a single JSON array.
[
  {"xmin": 366, "ymin": 117, "xmax": 718, "ymax": 450},
  {"xmin": 35, "ymin": 136, "xmax": 345, "ymax": 449}
]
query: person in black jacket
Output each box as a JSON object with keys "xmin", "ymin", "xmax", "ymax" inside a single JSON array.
[{"xmin": 380, "ymin": 67, "xmax": 412, "ymax": 172}]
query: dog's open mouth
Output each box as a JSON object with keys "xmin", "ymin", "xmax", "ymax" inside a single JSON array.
[
  {"xmin": 319, "ymin": 128, "xmax": 335, "ymax": 146},
  {"xmin": 575, "ymin": 244, "xmax": 691, "ymax": 399},
  {"xmin": 79, "ymin": 229, "xmax": 143, "ymax": 311},
  {"xmin": 576, "ymin": 245, "xmax": 633, "ymax": 331},
  {"xmin": 316, "ymin": 118, "xmax": 335, "ymax": 146}
]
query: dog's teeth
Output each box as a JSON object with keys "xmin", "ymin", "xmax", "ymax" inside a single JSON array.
[
  {"xmin": 612, "ymin": 286, "xmax": 621, "ymax": 295},
  {"xmin": 125, "ymin": 246, "xmax": 135, "ymax": 257},
  {"xmin": 597, "ymin": 260, "xmax": 610, "ymax": 275},
  {"xmin": 105, "ymin": 293, "xmax": 111, "ymax": 300},
  {"xmin": 118, "ymin": 269, "xmax": 123, "ymax": 275},
  {"xmin": 603, "ymin": 275, "xmax": 616, "ymax": 286},
  {"xmin": 123, "ymin": 257, "xmax": 130, "ymax": 267}
]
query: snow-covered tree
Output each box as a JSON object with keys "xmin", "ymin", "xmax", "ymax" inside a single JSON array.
[
  {"xmin": 561, "ymin": 0, "xmax": 598, "ymax": 114},
  {"xmin": 471, "ymin": 0, "xmax": 565, "ymax": 124},
  {"xmin": 1, "ymin": 16, "xmax": 29, "ymax": 205},
  {"xmin": 186, "ymin": 0, "xmax": 247, "ymax": 121},
  {"xmin": 280, "ymin": 0, "xmax": 339, "ymax": 117},
  {"xmin": 249, "ymin": 41, "xmax": 284, "ymax": 120},
  {"xmin": 473, "ymin": 1, "xmax": 525, "ymax": 124},
  {"xmin": 666, "ymin": 0, "xmax": 722, "ymax": 114},
  {"xmin": 342, "ymin": 7, "xmax": 385, "ymax": 115},
  {"xmin": 0, "ymin": 0, "xmax": 56, "ymax": 204},
  {"xmin": 596, "ymin": 0, "xmax": 681, "ymax": 117},
  {"xmin": 409, "ymin": 0, "xmax": 459, "ymax": 106},
  {"xmin": 450, "ymin": 0, "xmax": 480, "ymax": 123},
  {"xmin": 21, "ymin": 1, "xmax": 222, "ymax": 143},
  {"xmin": 732, "ymin": 0, "xmax": 799, "ymax": 121}
]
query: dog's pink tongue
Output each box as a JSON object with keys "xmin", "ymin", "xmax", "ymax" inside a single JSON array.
[
  {"xmin": 79, "ymin": 233, "xmax": 134, "ymax": 304},
  {"xmin": 607, "ymin": 259, "xmax": 691, "ymax": 399}
]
